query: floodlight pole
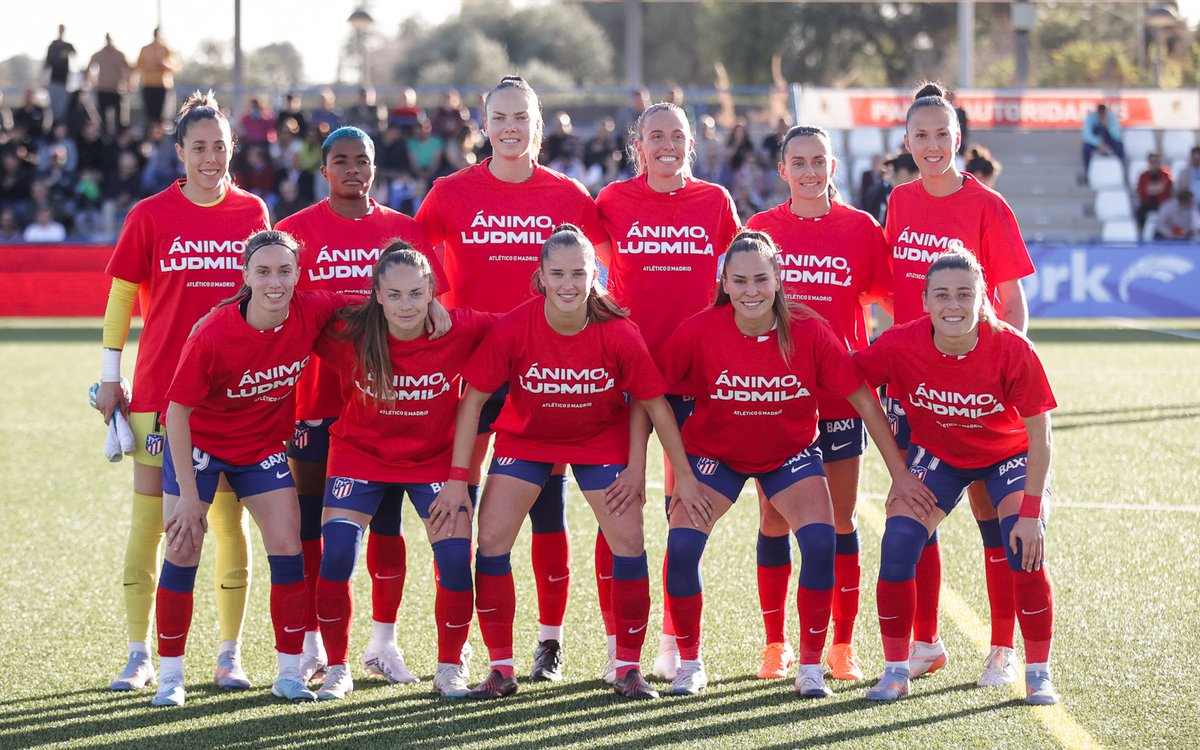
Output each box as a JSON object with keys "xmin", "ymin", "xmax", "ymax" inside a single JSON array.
[
  {"xmin": 958, "ymin": 0, "xmax": 974, "ymax": 88},
  {"xmin": 625, "ymin": 0, "xmax": 644, "ymax": 88}
]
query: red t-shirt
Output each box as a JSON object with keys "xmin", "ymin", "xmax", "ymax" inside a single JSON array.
[
  {"xmin": 595, "ymin": 175, "xmax": 740, "ymax": 376},
  {"xmin": 853, "ymin": 318, "xmax": 1056, "ymax": 469},
  {"xmin": 464, "ymin": 298, "xmax": 665, "ymax": 465},
  {"xmin": 315, "ymin": 308, "xmax": 497, "ymax": 483},
  {"xmin": 884, "ymin": 174, "xmax": 1034, "ymax": 325},
  {"xmin": 106, "ymin": 181, "xmax": 270, "ymax": 413},
  {"xmin": 415, "ymin": 160, "xmax": 608, "ymax": 313},
  {"xmin": 278, "ymin": 198, "xmax": 449, "ymax": 421},
  {"xmin": 747, "ymin": 200, "xmax": 891, "ymax": 419},
  {"xmin": 165, "ymin": 290, "xmax": 345, "ymax": 465},
  {"xmin": 662, "ymin": 305, "xmax": 864, "ymax": 475}
]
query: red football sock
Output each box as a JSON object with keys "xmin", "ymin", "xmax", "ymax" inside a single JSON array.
[
  {"xmin": 913, "ymin": 539, "xmax": 942, "ymax": 643},
  {"xmin": 435, "ymin": 584, "xmax": 474, "ymax": 664},
  {"xmin": 271, "ymin": 580, "xmax": 307, "ymax": 655},
  {"xmin": 613, "ymin": 575, "xmax": 650, "ymax": 664},
  {"xmin": 475, "ymin": 570, "xmax": 515, "ymax": 663},
  {"xmin": 877, "ymin": 578, "xmax": 916, "ymax": 663},
  {"xmin": 796, "ymin": 584, "xmax": 833, "ymax": 664},
  {"xmin": 316, "ymin": 576, "xmax": 352, "ymax": 665},
  {"xmin": 301, "ymin": 537, "xmax": 322, "ymax": 632},
  {"xmin": 531, "ymin": 530, "xmax": 569, "ymax": 628},
  {"xmin": 757, "ymin": 563, "xmax": 790, "ymax": 645},
  {"xmin": 595, "ymin": 531, "xmax": 615, "ymax": 636},
  {"xmin": 1013, "ymin": 567, "xmax": 1054, "ymax": 663},
  {"xmin": 666, "ymin": 591, "xmax": 703, "ymax": 661},
  {"xmin": 660, "ymin": 552, "xmax": 675, "ymax": 637},
  {"xmin": 155, "ymin": 587, "xmax": 193, "ymax": 658},
  {"xmin": 984, "ymin": 547, "xmax": 1016, "ymax": 649},
  {"xmin": 832, "ymin": 551, "xmax": 861, "ymax": 645},
  {"xmin": 367, "ymin": 532, "xmax": 406, "ymax": 624}
]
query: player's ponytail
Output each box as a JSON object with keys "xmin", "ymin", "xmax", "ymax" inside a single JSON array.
[
  {"xmin": 715, "ymin": 230, "xmax": 822, "ymax": 365},
  {"xmin": 906, "ymin": 79, "xmax": 958, "ymax": 132},
  {"xmin": 534, "ymin": 223, "xmax": 628, "ymax": 323},
  {"xmin": 336, "ymin": 241, "xmax": 437, "ymax": 404},
  {"xmin": 218, "ymin": 229, "xmax": 301, "ymax": 308},
  {"xmin": 924, "ymin": 247, "xmax": 1002, "ymax": 331}
]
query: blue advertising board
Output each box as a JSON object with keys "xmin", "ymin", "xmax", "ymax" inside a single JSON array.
[{"xmin": 1026, "ymin": 244, "xmax": 1200, "ymax": 317}]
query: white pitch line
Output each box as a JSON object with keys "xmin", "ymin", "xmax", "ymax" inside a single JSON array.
[
  {"xmin": 857, "ymin": 501, "xmax": 1104, "ymax": 750},
  {"xmin": 1113, "ymin": 319, "xmax": 1200, "ymax": 342}
]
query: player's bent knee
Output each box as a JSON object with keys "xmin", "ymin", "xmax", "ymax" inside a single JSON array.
[
  {"xmin": 432, "ymin": 538, "xmax": 472, "ymax": 591},
  {"xmin": 879, "ymin": 516, "xmax": 928, "ymax": 582},
  {"xmin": 794, "ymin": 523, "xmax": 836, "ymax": 590},
  {"xmin": 665, "ymin": 527, "xmax": 708, "ymax": 596},
  {"xmin": 319, "ymin": 519, "xmax": 363, "ymax": 581}
]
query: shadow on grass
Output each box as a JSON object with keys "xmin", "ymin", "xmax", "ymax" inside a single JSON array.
[
  {"xmin": 0, "ymin": 676, "xmax": 1002, "ymax": 750},
  {"xmin": 1055, "ymin": 403, "xmax": 1200, "ymax": 431},
  {"xmin": 0, "ymin": 326, "xmax": 140, "ymax": 343},
  {"xmin": 1029, "ymin": 327, "xmax": 1200, "ymax": 344}
]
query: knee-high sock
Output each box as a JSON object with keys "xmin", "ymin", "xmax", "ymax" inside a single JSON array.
[
  {"xmin": 367, "ymin": 532, "xmax": 407, "ymax": 624},
  {"xmin": 595, "ymin": 529, "xmax": 615, "ymax": 636},
  {"xmin": 756, "ymin": 532, "xmax": 791, "ymax": 645},
  {"xmin": 612, "ymin": 552, "xmax": 650, "ymax": 676},
  {"xmin": 210, "ymin": 490, "xmax": 250, "ymax": 644},
  {"xmin": 156, "ymin": 560, "xmax": 197, "ymax": 658},
  {"xmin": 316, "ymin": 519, "xmax": 362, "ymax": 666},
  {"xmin": 529, "ymin": 474, "xmax": 569, "ymax": 630},
  {"xmin": 978, "ymin": 519, "xmax": 1016, "ymax": 649},
  {"xmin": 433, "ymin": 538, "xmax": 473, "ymax": 664},
  {"xmin": 475, "ymin": 553, "xmax": 515, "ymax": 667},
  {"xmin": 660, "ymin": 551, "xmax": 675, "ymax": 637},
  {"xmin": 795, "ymin": 524, "xmax": 835, "ymax": 664},
  {"xmin": 1012, "ymin": 567, "xmax": 1054, "ymax": 664},
  {"xmin": 913, "ymin": 530, "xmax": 941, "ymax": 643},
  {"xmin": 832, "ymin": 531, "xmax": 861, "ymax": 645},
  {"xmin": 878, "ymin": 517, "xmax": 928, "ymax": 663},
  {"xmin": 125, "ymin": 491, "xmax": 163, "ymax": 643},
  {"xmin": 268, "ymin": 554, "xmax": 307, "ymax": 655},
  {"xmin": 298, "ymin": 494, "xmax": 323, "ymax": 634},
  {"xmin": 664, "ymin": 528, "xmax": 707, "ymax": 661}
]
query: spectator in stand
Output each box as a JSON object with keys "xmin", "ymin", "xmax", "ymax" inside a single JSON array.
[
  {"xmin": 693, "ymin": 115, "xmax": 728, "ymax": 186},
  {"xmin": 23, "ymin": 204, "xmax": 66, "ymax": 242},
  {"xmin": 271, "ymin": 179, "xmax": 308, "ymax": 223},
  {"xmin": 1153, "ymin": 187, "xmax": 1200, "ymax": 240},
  {"xmin": 0, "ymin": 207, "xmax": 21, "ymax": 241},
  {"xmin": 140, "ymin": 119, "xmax": 180, "ymax": 194},
  {"xmin": 38, "ymin": 122, "xmax": 78, "ymax": 175},
  {"xmin": 964, "ymin": 146, "xmax": 1002, "ymax": 188},
  {"xmin": 541, "ymin": 111, "xmax": 579, "ymax": 165},
  {"xmin": 440, "ymin": 120, "xmax": 482, "ymax": 178},
  {"xmin": 0, "ymin": 151, "xmax": 34, "ymax": 213},
  {"xmin": 310, "ymin": 88, "xmax": 343, "ymax": 134},
  {"xmin": 101, "ymin": 151, "xmax": 144, "ymax": 237},
  {"xmin": 276, "ymin": 92, "xmax": 310, "ymax": 141},
  {"xmin": 37, "ymin": 143, "xmax": 77, "ymax": 212},
  {"xmin": 407, "ymin": 118, "xmax": 443, "ymax": 195},
  {"xmin": 376, "ymin": 126, "xmax": 416, "ymax": 213},
  {"xmin": 1174, "ymin": 146, "xmax": 1200, "ymax": 197},
  {"xmin": 13, "ymin": 90, "xmax": 49, "ymax": 145},
  {"xmin": 949, "ymin": 90, "xmax": 970, "ymax": 156},
  {"xmin": 430, "ymin": 90, "xmax": 470, "ymax": 140},
  {"xmin": 76, "ymin": 119, "xmax": 110, "ymax": 174},
  {"xmin": 343, "ymin": 87, "xmax": 385, "ymax": 140},
  {"xmin": 73, "ymin": 167, "xmax": 105, "ymax": 239},
  {"xmin": 1081, "ymin": 103, "xmax": 1124, "ymax": 174},
  {"xmin": 235, "ymin": 144, "xmax": 278, "ymax": 206},
  {"xmin": 43, "ymin": 25, "xmax": 76, "ymax": 127},
  {"xmin": 1134, "ymin": 152, "xmax": 1172, "ymax": 238},
  {"xmin": 859, "ymin": 154, "xmax": 886, "ymax": 210},
  {"xmin": 615, "ymin": 88, "xmax": 650, "ymax": 147},
  {"xmin": 863, "ymin": 152, "xmax": 918, "ymax": 226},
  {"xmin": 240, "ymin": 97, "xmax": 277, "ymax": 148},
  {"xmin": 0, "ymin": 92, "xmax": 13, "ymax": 135},
  {"xmin": 88, "ymin": 34, "xmax": 131, "ymax": 135},
  {"xmin": 112, "ymin": 126, "xmax": 146, "ymax": 175},
  {"xmin": 584, "ymin": 117, "xmax": 622, "ymax": 170},
  {"xmin": 388, "ymin": 87, "xmax": 424, "ymax": 136},
  {"xmin": 275, "ymin": 150, "xmax": 314, "ymax": 205},
  {"xmin": 134, "ymin": 27, "xmax": 181, "ymax": 125}
]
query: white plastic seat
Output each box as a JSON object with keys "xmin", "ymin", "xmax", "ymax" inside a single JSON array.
[
  {"xmin": 1087, "ymin": 156, "xmax": 1126, "ymax": 189},
  {"xmin": 1141, "ymin": 210, "xmax": 1159, "ymax": 242},
  {"xmin": 1123, "ymin": 129, "xmax": 1157, "ymax": 162},
  {"xmin": 1094, "ymin": 189, "xmax": 1132, "ymax": 221},
  {"xmin": 1161, "ymin": 130, "xmax": 1196, "ymax": 162},
  {"xmin": 1101, "ymin": 219, "xmax": 1138, "ymax": 243},
  {"xmin": 1127, "ymin": 159, "xmax": 1148, "ymax": 187}
]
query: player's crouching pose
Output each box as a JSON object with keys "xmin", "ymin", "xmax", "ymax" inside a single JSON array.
[
  {"xmin": 658, "ymin": 231, "xmax": 932, "ymax": 698},
  {"xmin": 439, "ymin": 224, "xmax": 702, "ymax": 701},
  {"xmin": 310, "ymin": 243, "xmax": 495, "ymax": 700},
  {"xmin": 151, "ymin": 230, "xmax": 350, "ymax": 707},
  {"xmin": 855, "ymin": 249, "xmax": 1059, "ymax": 706}
]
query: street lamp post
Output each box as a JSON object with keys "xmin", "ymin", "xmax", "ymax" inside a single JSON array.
[
  {"xmin": 348, "ymin": 8, "xmax": 375, "ymax": 88},
  {"xmin": 1012, "ymin": 0, "xmax": 1035, "ymax": 88},
  {"xmin": 1146, "ymin": 4, "xmax": 1178, "ymax": 88}
]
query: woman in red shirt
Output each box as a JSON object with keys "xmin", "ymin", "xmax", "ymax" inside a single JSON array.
[
  {"xmin": 152, "ymin": 230, "xmax": 348, "ymax": 707},
  {"xmin": 310, "ymin": 242, "xmax": 496, "ymax": 700},
  {"xmin": 855, "ymin": 248, "xmax": 1059, "ymax": 706},
  {"xmin": 439, "ymin": 224, "xmax": 699, "ymax": 701},
  {"xmin": 746, "ymin": 125, "xmax": 891, "ymax": 683},
  {"xmin": 416, "ymin": 77, "xmax": 610, "ymax": 680},
  {"xmin": 594, "ymin": 101, "xmax": 740, "ymax": 682},
  {"xmin": 660, "ymin": 231, "xmax": 928, "ymax": 699}
]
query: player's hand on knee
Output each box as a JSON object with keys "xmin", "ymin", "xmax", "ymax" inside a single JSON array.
[
  {"xmin": 1010, "ymin": 517, "xmax": 1045, "ymax": 571},
  {"xmin": 604, "ymin": 465, "xmax": 645, "ymax": 516}
]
